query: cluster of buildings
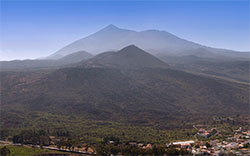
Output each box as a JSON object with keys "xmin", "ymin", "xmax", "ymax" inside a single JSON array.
[
  {"xmin": 169, "ymin": 127, "xmax": 250, "ymax": 155},
  {"xmin": 76, "ymin": 126, "xmax": 250, "ymax": 155},
  {"xmin": 107, "ymin": 126, "xmax": 250, "ymax": 155},
  {"xmin": 191, "ymin": 139, "xmax": 249, "ymax": 155},
  {"xmin": 197, "ymin": 128, "xmax": 217, "ymax": 138}
]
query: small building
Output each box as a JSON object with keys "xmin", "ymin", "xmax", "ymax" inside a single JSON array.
[
  {"xmin": 109, "ymin": 141, "xmax": 114, "ymax": 144},
  {"xmin": 128, "ymin": 142, "xmax": 137, "ymax": 146},
  {"xmin": 137, "ymin": 143, "xmax": 144, "ymax": 147},
  {"xmin": 198, "ymin": 128, "xmax": 217, "ymax": 138},
  {"xmin": 145, "ymin": 144, "xmax": 152, "ymax": 149},
  {"xmin": 172, "ymin": 140, "xmax": 195, "ymax": 148}
]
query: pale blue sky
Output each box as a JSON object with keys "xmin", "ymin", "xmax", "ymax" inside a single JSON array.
[{"xmin": 0, "ymin": 0, "xmax": 249, "ymax": 60}]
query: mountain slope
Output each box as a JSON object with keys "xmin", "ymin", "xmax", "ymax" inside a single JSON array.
[
  {"xmin": 0, "ymin": 51, "xmax": 93, "ymax": 71},
  {"xmin": 1, "ymin": 67, "xmax": 249, "ymax": 129},
  {"xmin": 159, "ymin": 55, "xmax": 250, "ymax": 82},
  {"xmin": 83, "ymin": 45, "xmax": 168, "ymax": 69},
  {"xmin": 53, "ymin": 25, "xmax": 249, "ymax": 59},
  {"xmin": 59, "ymin": 51, "xmax": 93, "ymax": 63}
]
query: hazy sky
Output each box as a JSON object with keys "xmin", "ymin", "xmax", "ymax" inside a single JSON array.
[{"xmin": 0, "ymin": 0, "xmax": 249, "ymax": 60}]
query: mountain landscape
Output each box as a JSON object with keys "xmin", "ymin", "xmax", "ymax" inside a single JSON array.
[
  {"xmin": 1, "ymin": 25, "xmax": 249, "ymax": 155},
  {"xmin": 1, "ymin": 43, "xmax": 249, "ymax": 137},
  {"xmin": 82, "ymin": 45, "xmax": 168, "ymax": 69},
  {"xmin": 2, "ymin": 0, "xmax": 250, "ymax": 154},
  {"xmin": 54, "ymin": 25, "xmax": 249, "ymax": 59},
  {"xmin": 1, "ymin": 25, "xmax": 249, "ymax": 82}
]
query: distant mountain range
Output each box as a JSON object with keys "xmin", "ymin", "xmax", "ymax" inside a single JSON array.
[
  {"xmin": 54, "ymin": 24, "xmax": 249, "ymax": 59},
  {"xmin": 1, "ymin": 43, "xmax": 249, "ymax": 83}
]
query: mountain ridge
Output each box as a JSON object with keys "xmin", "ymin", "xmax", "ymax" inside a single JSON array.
[
  {"xmin": 53, "ymin": 25, "xmax": 249, "ymax": 59},
  {"xmin": 0, "ymin": 51, "xmax": 93, "ymax": 71},
  {"xmin": 82, "ymin": 45, "xmax": 169, "ymax": 69}
]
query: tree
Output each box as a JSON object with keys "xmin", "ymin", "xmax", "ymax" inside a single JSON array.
[
  {"xmin": 166, "ymin": 147, "xmax": 180, "ymax": 155},
  {"xmin": 0, "ymin": 146, "xmax": 11, "ymax": 156},
  {"xmin": 110, "ymin": 145, "xmax": 119, "ymax": 155},
  {"xmin": 13, "ymin": 135, "xmax": 23, "ymax": 144},
  {"xmin": 95, "ymin": 144, "xmax": 109, "ymax": 155},
  {"xmin": 205, "ymin": 142, "xmax": 211, "ymax": 148},
  {"xmin": 57, "ymin": 143, "xmax": 62, "ymax": 149},
  {"xmin": 152, "ymin": 145, "xmax": 165, "ymax": 155}
]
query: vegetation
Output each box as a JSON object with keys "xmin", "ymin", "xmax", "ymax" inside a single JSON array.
[
  {"xmin": 1, "ymin": 48, "xmax": 249, "ymax": 148},
  {"xmin": 160, "ymin": 55, "xmax": 250, "ymax": 83},
  {"xmin": 0, "ymin": 145, "xmax": 66, "ymax": 156},
  {"xmin": 12, "ymin": 129, "xmax": 50, "ymax": 145},
  {"xmin": 0, "ymin": 111, "xmax": 198, "ymax": 144},
  {"xmin": 0, "ymin": 146, "xmax": 10, "ymax": 156},
  {"xmin": 1, "ymin": 64, "xmax": 249, "ymax": 145},
  {"xmin": 94, "ymin": 143, "xmax": 191, "ymax": 155}
]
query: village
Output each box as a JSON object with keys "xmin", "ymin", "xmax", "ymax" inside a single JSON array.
[
  {"xmin": 169, "ymin": 127, "xmax": 250, "ymax": 155},
  {"xmin": 106, "ymin": 127, "xmax": 250, "ymax": 155},
  {"xmin": 1, "ymin": 125, "xmax": 249, "ymax": 155}
]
